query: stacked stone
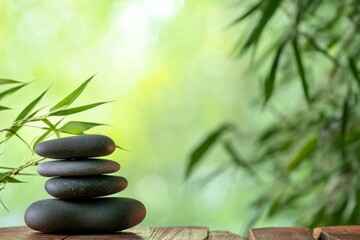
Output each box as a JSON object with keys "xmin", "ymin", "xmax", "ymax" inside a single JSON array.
[{"xmin": 24, "ymin": 134, "xmax": 146, "ymax": 234}]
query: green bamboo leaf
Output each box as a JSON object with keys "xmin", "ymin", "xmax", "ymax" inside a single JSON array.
[
  {"xmin": 230, "ymin": 0, "xmax": 263, "ymax": 26},
  {"xmin": 292, "ymin": 37, "xmax": 311, "ymax": 104},
  {"xmin": 268, "ymin": 191, "xmax": 301, "ymax": 217},
  {"xmin": 0, "ymin": 197, "xmax": 9, "ymax": 212},
  {"xmin": 268, "ymin": 194, "xmax": 282, "ymax": 217},
  {"xmin": 42, "ymin": 119, "xmax": 60, "ymax": 138},
  {"xmin": 0, "ymin": 106, "xmax": 10, "ymax": 111},
  {"xmin": 257, "ymin": 126, "xmax": 280, "ymax": 143},
  {"xmin": 50, "ymin": 75, "xmax": 95, "ymax": 111},
  {"xmin": 349, "ymin": 57, "xmax": 360, "ymax": 91},
  {"xmin": 243, "ymin": 0, "xmax": 283, "ymax": 49},
  {"xmin": 42, "ymin": 119, "xmax": 56, "ymax": 130},
  {"xmin": 0, "ymin": 173, "xmax": 23, "ymax": 183},
  {"xmin": 5, "ymin": 89, "xmax": 48, "ymax": 139},
  {"xmin": 0, "ymin": 167, "xmax": 14, "ymax": 170},
  {"xmin": 49, "ymin": 101, "xmax": 111, "ymax": 116},
  {"xmin": 33, "ymin": 130, "xmax": 52, "ymax": 151},
  {"xmin": 59, "ymin": 121, "xmax": 106, "ymax": 135},
  {"xmin": 0, "ymin": 167, "xmax": 35, "ymax": 176},
  {"xmin": 0, "ymin": 83, "xmax": 28, "ymax": 101},
  {"xmin": 341, "ymin": 97, "xmax": 349, "ymax": 137},
  {"xmin": 14, "ymin": 88, "xmax": 48, "ymax": 122},
  {"xmin": 116, "ymin": 145, "xmax": 129, "ymax": 152},
  {"xmin": 223, "ymin": 141, "xmax": 258, "ymax": 176},
  {"xmin": 12, "ymin": 131, "xmax": 32, "ymax": 151},
  {"xmin": 288, "ymin": 135, "xmax": 318, "ymax": 171},
  {"xmin": 33, "ymin": 119, "xmax": 64, "ymax": 150},
  {"xmin": 185, "ymin": 124, "xmax": 233, "ymax": 178},
  {"xmin": 6, "ymin": 107, "xmax": 45, "ymax": 141},
  {"xmin": 0, "ymin": 78, "xmax": 22, "ymax": 85},
  {"xmin": 264, "ymin": 37, "xmax": 289, "ymax": 104},
  {"xmin": 254, "ymin": 138, "xmax": 294, "ymax": 164}
]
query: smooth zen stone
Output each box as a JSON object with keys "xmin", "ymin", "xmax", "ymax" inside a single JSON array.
[
  {"xmin": 25, "ymin": 197, "xmax": 146, "ymax": 233},
  {"xmin": 37, "ymin": 159, "xmax": 120, "ymax": 177},
  {"xmin": 35, "ymin": 135, "xmax": 116, "ymax": 159},
  {"xmin": 45, "ymin": 175, "xmax": 127, "ymax": 199}
]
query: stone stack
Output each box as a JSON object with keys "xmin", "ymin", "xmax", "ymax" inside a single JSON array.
[{"xmin": 24, "ymin": 134, "xmax": 146, "ymax": 234}]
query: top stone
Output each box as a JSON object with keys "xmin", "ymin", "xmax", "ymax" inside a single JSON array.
[{"xmin": 35, "ymin": 135, "xmax": 116, "ymax": 159}]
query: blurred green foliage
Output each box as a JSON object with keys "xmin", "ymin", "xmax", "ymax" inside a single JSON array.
[{"xmin": 187, "ymin": 0, "xmax": 360, "ymax": 229}]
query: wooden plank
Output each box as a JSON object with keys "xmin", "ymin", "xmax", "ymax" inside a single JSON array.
[
  {"xmin": 146, "ymin": 226, "xmax": 208, "ymax": 240},
  {"xmin": 65, "ymin": 226, "xmax": 209, "ymax": 240},
  {"xmin": 313, "ymin": 226, "xmax": 360, "ymax": 240},
  {"xmin": 0, "ymin": 226, "xmax": 209, "ymax": 240},
  {"xmin": 208, "ymin": 230, "xmax": 246, "ymax": 240},
  {"xmin": 64, "ymin": 226, "xmax": 151, "ymax": 239},
  {"xmin": 0, "ymin": 226, "xmax": 68, "ymax": 240},
  {"xmin": 248, "ymin": 227, "xmax": 315, "ymax": 240}
]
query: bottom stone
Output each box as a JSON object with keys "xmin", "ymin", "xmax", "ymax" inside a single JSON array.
[{"xmin": 24, "ymin": 197, "xmax": 146, "ymax": 233}]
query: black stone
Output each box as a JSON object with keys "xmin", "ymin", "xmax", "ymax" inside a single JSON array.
[
  {"xmin": 37, "ymin": 159, "xmax": 120, "ymax": 177},
  {"xmin": 35, "ymin": 135, "xmax": 116, "ymax": 159},
  {"xmin": 24, "ymin": 197, "xmax": 146, "ymax": 233},
  {"xmin": 45, "ymin": 175, "xmax": 128, "ymax": 199}
]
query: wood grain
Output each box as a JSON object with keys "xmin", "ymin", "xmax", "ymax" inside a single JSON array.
[
  {"xmin": 66, "ymin": 226, "xmax": 209, "ymax": 240},
  {"xmin": 145, "ymin": 226, "xmax": 208, "ymax": 240},
  {"xmin": 0, "ymin": 226, "xmax": 68, "ymax": 240},
  {"xmin": 313, "ymin": 226, "xmax": 360, "ymax": 240},
  {"xmin": 248, "ymin": 227, "xmax": 315, "ymax": 240},
  {"xmin": 0, "ymin": 226, "xmax": 209, "ymax": 240},
  {"xmin": 64, "ymin": 226, "xmax": 149, "ymax": 239},
  {"xmin": 208, "ymin": 230, "xmax": 245, "ymax": 240}
]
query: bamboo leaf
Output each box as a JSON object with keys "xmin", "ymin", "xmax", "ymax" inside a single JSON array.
[
  {"xmin": 49, "ymin": 101, "xmax": 111, "ymax": 116},
  {"xmin": 116, "ymin": 145, "xmax": 129, "ymax": 152},
  {"xmin": 230, "ymin": 0, "xmax": 263, "ymax": 26},
  {"xmin": 6, "ymin": 108, "xmax": 43, "ymax": 139},
  {"xmin": 0, "ymin": 173, "xmax": 23, "ymax": 183},
  {"xmin": 6, "ymin": 88, "xmax": 48, "ymax": 138},
  {"xmin": 0, "ymin": 197, "xmax": 9, "ymax": 212},
  {"xmin": 33, "ymin": 130, "xmax": 52, "ymax": 151},
  {"xmin": 0, "ymin": 167, "xmax": 14, "ymax": 170},
  {"xmin": 0, "ymin": 83, "xmax": 28, "ymax": 101},
  {"xmin": 50, "ymin": 75, "xmax": 95, "ymax": 111},
  {"xmin": 42, "ymin": 119, "xmax": 60, "ymax": 138},
  {"xmin": 12, "ymin": 131, "xmax": 32, "ymax": 151},
  {"xmin": 33, "ymin": 119, "xmax": 64, "ymax": 150},
  {"xmin": 14, "ymin": 88, "xmax": 48, "ymax": 122},
  {"xmin": 0, "ymin": 168, "xmax": 34, "ymax": 176},
  {"xmin": 349, "ymin": 57, "xmax": 360, "ymax": 91},
  {"xmin": 341, "ymin": 97, "xmax": 349, "ymax": 137},
  {"xmin": 0, "ymin": 78, "xmax": 22, "ymax": 85},
  {"xmin": 264, "ymin": 37, "xmax": 289, "ymax": 104},
  {"xmin": 288, "ymin": 135, "xmax": 318, "ymax": 171},
  {"xmin": 269, "ymin": 191, "xmax": 302, "ymax": 217},
  {"xmin": 268, "ymin": 194, "xmax": 282, "ymax": 217},
  {"xmin": 292, "ymin": 37, "xmax": 311, "ymax": 104},
  {"xmin": 185, "ymin": 124, "xmax": 232, "ymax": 178},
  {"xmin": 223, "ymin": 140, "xmax": 258, "ymax": 176},
  {"xmin": 0, "ymin": 106, "xmax": 10, "ymax": 111},
  {"xmin": 254, "ymin": 138, "xmax": 294, "ymax": 164},
  {"xmin": 257, "ymin": 126, "xmax": 280, "ymax": 143},
  {"xmin": 59, "ymin": 121, "xmax": 106, "ymax": 135},
  {"xmin": 243, "ymin": 0, "xmax": 283, "ymax": 49}
]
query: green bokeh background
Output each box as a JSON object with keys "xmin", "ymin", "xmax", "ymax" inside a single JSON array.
[{"xmin": 0, "ymin": 0, "xmax": 279, "ymax": 233}]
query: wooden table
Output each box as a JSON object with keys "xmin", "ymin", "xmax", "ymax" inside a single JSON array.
[{"xmin": 1, "ymin": 226, "xmax": 360, "ymax": 239}]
